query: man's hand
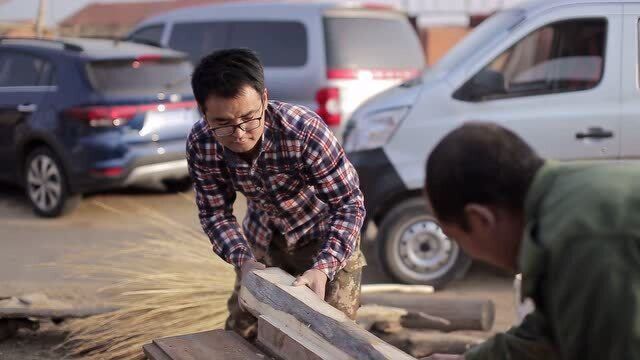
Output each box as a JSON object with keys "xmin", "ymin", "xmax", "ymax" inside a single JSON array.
[
  {"xmin": 420, "ymin": 355, "xmax": 464, "ymax": 360},
  {"xmin": 239, "ymin": 260, "xmax": 266, "ymax": 310},
  {"xmin": 292, "ymin": 268, "xmax": 328, "ymax": 300}
]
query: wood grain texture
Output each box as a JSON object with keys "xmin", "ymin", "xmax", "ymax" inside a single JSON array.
[
  {"xmin": 257, "ymin": 315, "xmax": 352, "ymax": 360},
  {"xmin": 361, "ymin": 293, "xmax": 495, "ymax": 332},
  {"xmin": 240, "ymin": 268, "xmax": 415, "ymax": 360},
  {"xmin": 152, "ymin": 330, "xmax": 266, "ymax": 360}
]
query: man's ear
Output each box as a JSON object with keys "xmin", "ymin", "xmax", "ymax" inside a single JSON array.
[
  {"xmin": 463, "ymin": 204, "xmax": 496, "ymax": 229},
  {"xmin": 263, "ymin": 88, "xmax": 269, "ymax": 104}
]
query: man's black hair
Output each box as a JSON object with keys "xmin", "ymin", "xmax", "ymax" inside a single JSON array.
[
  {"xmin": 425, "ymin": 122, "xmax": 544, "ymax": 226},
  {"xmin": 191, "ymin": 48, "xmax": 265, "ymax": 109}
]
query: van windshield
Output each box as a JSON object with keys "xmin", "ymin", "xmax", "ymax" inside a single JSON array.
[
  {"xmin": 432, "ymin": 9, "xmax": 525, "ymax": 74},
  {"xmin": 324, "ymin": 15, "xmax": 425, "ymax": 70}
]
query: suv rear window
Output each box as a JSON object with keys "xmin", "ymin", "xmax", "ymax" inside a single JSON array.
[
  {"xmin": 86, "ymin": 57, "xmax": 192, "ymax": 95},
  {"xmin": 168, "ymin": 21, "xmax": 308, "ymax": 67},
  {"xmin": 324, "ymin": 15, "xmax": 424, "ymax": 70}
]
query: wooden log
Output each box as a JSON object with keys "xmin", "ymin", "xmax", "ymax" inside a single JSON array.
[
  {"xmin": 257, "ymin": 315, "xmax": 352, "ymax": 360},
  {"xmin": 361, "ymin": 293, "xmax": 494, "ymax": 332},
  {"xmin": 372, "ymin": 329, "xmax": 483, "ymax": 358},
  {"xmin": 145, "ymin": 329, "xmax": 267, "ymax": 360},
  {"xmin": 361, "ymin": 284, "xmax": 434, "ymax": 295},
  {"xmin": 0, "ymin": 306, "xmax": 118, "ymax": 319},
  {"xmin": 357, "ymin": 305, "xmax": 450, "ymax": 332},
  {"xmin": 240, "ymin": 268, "xmax": 416, "ymax": 360}
]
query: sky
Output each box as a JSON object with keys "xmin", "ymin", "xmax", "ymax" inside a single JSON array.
[{"xmin": 0, "ymin": 0, "xmax": 161, "ymax": 25}]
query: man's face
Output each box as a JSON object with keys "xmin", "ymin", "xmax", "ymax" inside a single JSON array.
[
  {"xmin": 202, "ymin": 85, "xmax": 266, "ymax": 153},
  {"xmin": 432, "ymin": 202, "xmax": 522, "ymax": 272}
]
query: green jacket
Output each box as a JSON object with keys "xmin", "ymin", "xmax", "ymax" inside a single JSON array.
[{"xmin": 465, "ymin": 162, "xmax": 640, "ymax": 360}]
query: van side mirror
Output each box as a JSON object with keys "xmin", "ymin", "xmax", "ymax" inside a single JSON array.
[{"xmin": 454, "ymin": 69, "xmax": 506, "ymax": 101}]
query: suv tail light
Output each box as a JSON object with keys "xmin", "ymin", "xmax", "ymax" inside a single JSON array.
[
  {"xmin": 66, "ymin": 101, "xmax": 196, "ymax": 127},
  {"xmin": 316, "ymin": 87, "xmax": 341, "ymax": 126}
]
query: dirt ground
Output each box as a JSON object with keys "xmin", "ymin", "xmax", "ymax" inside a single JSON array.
[{"xmin": 0, "ymin": 184, "xmax": 516, "ymax": 359}]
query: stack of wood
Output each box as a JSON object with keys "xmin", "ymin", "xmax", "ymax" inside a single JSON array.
[
  {"xmin": 357, "ymin": 287, "xmax": 494, "ymax": 358},
  {"xmin": 144, "ymin": 268, "xmax": 494, "ymax": 359},
  {"xmin": 0, "ymin": 293, "xmax": 116, "ymax": 341}
]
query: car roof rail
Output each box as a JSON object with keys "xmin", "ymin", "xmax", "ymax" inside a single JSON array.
[{"xmin": 0, "ymin": 37, "xmax": 83, "ymax": 52}]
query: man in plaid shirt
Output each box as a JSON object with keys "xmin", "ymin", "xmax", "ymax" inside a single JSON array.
[{"xmin": 187, "ymin": 49, "xmax": 366, "ymax": 340}]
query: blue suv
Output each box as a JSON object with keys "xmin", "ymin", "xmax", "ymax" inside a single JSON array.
[{"xmin": 0, "ymin": 38, "xmax": 198, "ymax": 217}]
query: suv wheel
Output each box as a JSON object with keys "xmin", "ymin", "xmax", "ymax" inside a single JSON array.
[
  {"xmin": 377, "ymin": 197, "xmax": 471, "ymax": 288},
  {"xmin": 25, "ymin": 147, "xmax": 80, "ymax": 217}
]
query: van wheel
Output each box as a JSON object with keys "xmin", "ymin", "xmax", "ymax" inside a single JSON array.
[
  {"xmin": 377, "ymin": 197, "xmax": 471, "ymax": 289},
  {"xmin": 24, "ymin": 147, "xmax": 80, "ymax": 217}
]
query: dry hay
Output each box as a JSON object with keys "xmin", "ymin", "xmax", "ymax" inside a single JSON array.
[{"xmin": 58, "ymin": 198, "xmax": 236, "ymax": 360}]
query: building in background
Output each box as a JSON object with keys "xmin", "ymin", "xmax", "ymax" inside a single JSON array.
[{"xmin": 58, "ymin": 0, "xmax": 228, "ymax": 38}]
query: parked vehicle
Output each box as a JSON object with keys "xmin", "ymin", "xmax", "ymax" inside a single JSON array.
[
  {"xmin": 126, "ymin": 1, "xmax": 425, "ymax": 140},
  {"xmin": 0, "ymin": 37, "xmax": 198, "ymax": 217},
  {"xmin": 345, "ymin": 0, "xmax": 630, "ymax": 287}
]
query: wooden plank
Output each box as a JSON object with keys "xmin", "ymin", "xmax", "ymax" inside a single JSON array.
[
  {"xmin": 143, "ymin": 343, "xmax": 172, "ymax": 360},
  {"xmin": 240, "ymin": 268, "xmax": 415, "ymax": 360},
  {"xmin": 361, "ymin": 293, "xmax": 495, "ymax": 331},
  {"xmin": 152, "ymin": 329, "xmax": 266, "ymax": 360},
  {"xmin": 257, "ymin": 315, "xmax": 352, "ymax": 360}
]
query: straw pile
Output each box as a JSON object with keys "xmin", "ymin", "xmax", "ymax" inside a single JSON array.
[{"xmin": 58, "ymin": 198, "xmax": 236, "ymax": 360}]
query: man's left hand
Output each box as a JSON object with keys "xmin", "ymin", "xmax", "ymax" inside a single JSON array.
[{"xmin": 292, "ymin": 268, "xmax": 328, "ymax": 300}]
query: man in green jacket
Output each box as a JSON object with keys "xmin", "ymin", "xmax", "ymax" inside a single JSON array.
[{"xmin": 423, "ymin": 122, "xmax": 640, "ymax": 360}]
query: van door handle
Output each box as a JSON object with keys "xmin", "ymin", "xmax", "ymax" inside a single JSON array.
[
  {"xmin": 575, "ymin": 127, "xmax": 613, "ymax": 139},
  {"xmin": 17, "ymin": 103, "xmax": 38, "ymax": 113}
]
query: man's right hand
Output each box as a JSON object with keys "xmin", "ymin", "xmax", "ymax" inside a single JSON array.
[{"xmin": 238, "ymin": 260, "xmax": 266, "ymax": 310}]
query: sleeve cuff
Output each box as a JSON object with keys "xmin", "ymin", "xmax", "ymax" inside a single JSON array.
[
  {"xmin": 227, "ymin": 246, "xmax": 256, "ymax": 269},
  {"xmin": 312, "ymin": 252, "xmax": 341, "ymax": 281}
]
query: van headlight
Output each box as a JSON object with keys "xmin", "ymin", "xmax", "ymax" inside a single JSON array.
[{"xmin": 344, "ymin": 107, "xmax": 409, "ymax": 152}]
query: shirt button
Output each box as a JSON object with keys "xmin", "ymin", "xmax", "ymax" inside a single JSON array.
[{"xmin": 256, "ymin": 186, "xmax": 263, "ymax": 191}]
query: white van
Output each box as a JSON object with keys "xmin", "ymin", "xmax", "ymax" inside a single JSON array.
[
  {"xmin": 126, "ymin": 1, "xmax": 425, "ymax": 139},
  {"xmin": 345, "ymin": 0, "xmax": 635, "ymax": 287}
]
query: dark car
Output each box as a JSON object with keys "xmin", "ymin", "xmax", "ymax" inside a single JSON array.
[{"xmin": 0, "ymin": 37, "xmax": 198, "ymax": 217}]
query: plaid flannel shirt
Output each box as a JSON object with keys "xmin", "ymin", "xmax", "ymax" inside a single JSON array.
[{"xmin": 186, "ymin": 101, "xmax": 365, "ymax": 280}]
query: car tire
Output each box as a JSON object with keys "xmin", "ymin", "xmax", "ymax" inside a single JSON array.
[
  {"xmin": 24, "ymin": 147, "xmax": 80, "ymax": 217},
  {"xmin": 377, "ymin": 197, "xmax": 471, "ymax": 289},
  {"xmin": 163, "ymin": 177, "xmax": 193, "ymax": 193}
]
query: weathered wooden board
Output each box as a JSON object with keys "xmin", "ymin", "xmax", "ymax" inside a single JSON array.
[
  {"xmin": 257, "ymin": 315, "xmax": 352, "ymax": 360},
  {"xmin": 145, "ymin": 330, "xmax": 266, "ymax": 360},
  {"xmin": 240, "ymin": 268, "xmax": 415, "ymax": 360}
]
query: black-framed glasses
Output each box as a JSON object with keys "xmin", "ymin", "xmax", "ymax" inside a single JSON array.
[{"xmin": 209, "ymin": 104, "xmax": 264, "ymax": 137}]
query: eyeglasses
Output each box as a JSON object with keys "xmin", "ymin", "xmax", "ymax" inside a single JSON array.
[{"xmin": 209, "ymin": 105, "xmax": 264, "ymax": 137}]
